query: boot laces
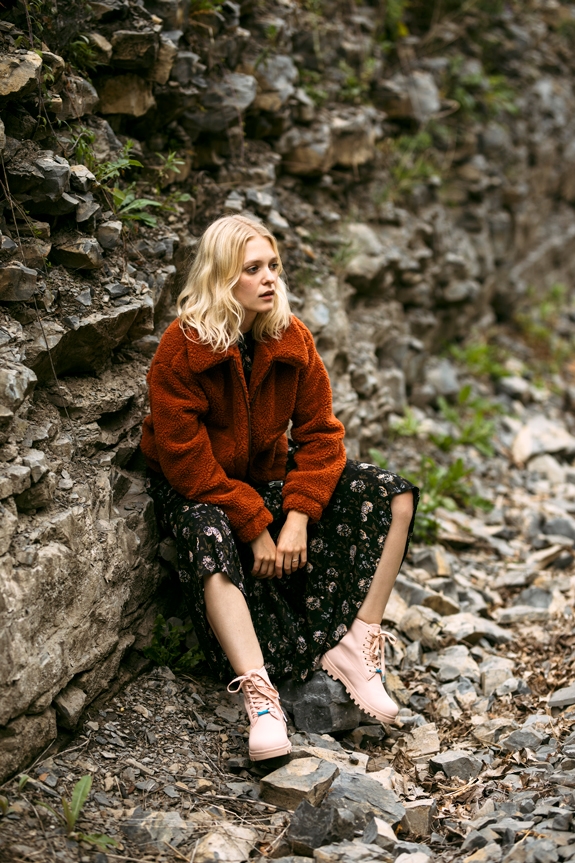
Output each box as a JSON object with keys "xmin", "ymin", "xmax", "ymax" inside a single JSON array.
[
  {"xmin": 227, "ymin": 669, "xmax": 285, "ymax": 723},
  {"xmin": 364, "ymin": 628, "xmax": 397, "ymax": 680}
]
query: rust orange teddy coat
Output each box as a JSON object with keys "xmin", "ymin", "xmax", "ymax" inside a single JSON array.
[{"xmin": 141, "ymin": 315, "xmax": 347, "ymax": 543}]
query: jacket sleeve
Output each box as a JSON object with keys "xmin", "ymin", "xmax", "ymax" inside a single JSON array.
[
  {"xmin": 147, "ymin": 358, "xmax": 273, "ymax": 543},
  {"xmin": 282, "ymin": 326, "xmax": 346, "ymax": 521}
]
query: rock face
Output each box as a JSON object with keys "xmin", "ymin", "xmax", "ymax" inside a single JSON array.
[{"xmin": 1, "ymin": 0, "xmax": 575, "ymax": 797}]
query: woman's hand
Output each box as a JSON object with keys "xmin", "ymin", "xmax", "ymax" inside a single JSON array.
[
  {"xmin": 276, "ymin": 511, "xmax": 309, "ymax": 577},
  {"xmin": 250, "ymin": 528, "xmax": 278, "ymax": 579}
]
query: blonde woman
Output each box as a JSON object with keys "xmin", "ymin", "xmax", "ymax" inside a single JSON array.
[{"xmin": 141, "ymin": 214, "xmax": 418, "ymax": 760}]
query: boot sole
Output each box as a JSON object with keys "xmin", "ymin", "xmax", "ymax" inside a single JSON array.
[
  {"xmin": 249, "ymin": 742, "xmax": 292, "ymax": 761},
  {"xmin": 320, "ymin": 655, "xmax": 398, "ymax": 724}
]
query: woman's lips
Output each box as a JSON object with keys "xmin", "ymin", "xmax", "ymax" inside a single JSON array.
[{"xmin": 260, "ymin": 291, "xmax": 274, "ymax": 298}]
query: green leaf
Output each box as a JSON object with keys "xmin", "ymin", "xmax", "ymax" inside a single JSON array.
[
  {"xmin": 18, "ymin": 774, "xmax": 30, "ymax": 791},
  {"xmin": 119, "ymin": 198, "xmax": 162, "ymax": 213},
  {"xmin": 70, "ymin": 775, "xmax": 92, "ymax": 826},
  {"xmin": 62, "ymin": 796, "xmax": 75, "ymax": 832}
]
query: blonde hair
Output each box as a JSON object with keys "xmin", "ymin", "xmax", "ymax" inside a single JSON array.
[{"xmin": 177, "ymin": 214, "xmax": 292, "ymax": 352}]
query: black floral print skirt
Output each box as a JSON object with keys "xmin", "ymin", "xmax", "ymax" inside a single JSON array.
[{"xmin": 148, "ymin": 460, "xmax": 419, "ymax": 684}]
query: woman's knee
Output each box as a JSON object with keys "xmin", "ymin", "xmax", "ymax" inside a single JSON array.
[{"xmin": 391, "ymin": 490, "xmax": 414, "ymax": 525}]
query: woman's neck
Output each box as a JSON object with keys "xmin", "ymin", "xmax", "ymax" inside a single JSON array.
[{"xmin": 240, "ymin": 312, "xmax": 257, "ymax": 334}]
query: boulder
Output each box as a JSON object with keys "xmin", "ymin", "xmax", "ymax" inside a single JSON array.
[
  {"xmin": 97, "ymin": 74, "xmax": 156, "ymax": 116},
  {"xmin": 249, "ymin": 54, "xmax": 298, "ymax": 112},
  {"xmin": 24, "ymin": 303, "xmax": 143, "ymax": 380},
  {"xmin": 324, "ymin": 772, "xmax": 406, "ymax": 829},
  {"xmin": 70, "ymin": 165, "xmax": 97, "ymax": 193},
  {"xmin": 287, "ymin": 799, "xmax": 355, "ymax": 856},
  {"xmin": 0, "ymin": 362, "xmax": 37, "ymax": 412},
  {"xmin": 111, "ymin": 30, "xmax": 160, "ymax": 71},
  {"xmin": 59, "ymin": 75, "xmax": 99, "ymax": 119},
  {"xmin": 53, "ymin": 683, "xmax": 87, "ymax": 729},
  {"xmin": 330, "ymin": 108, "xmax": 378, "ymax": 168},
  {"xmin": 260, "ymin": 757, "xmax": 339, "ymax": 809},
  {"xmin": 193, "ymin": 824, "xmax": 257, "ymax": 863},
  {"xmin": 0, "ymin": 708, "xmax": 57, "ymax": 783},
  {"xmin": 0, "ymin": 263, "xmax": 38, "ymax": 302},
  {"xmin": 512, "ymin": 416, "xmax": 575, "ymax": 466},
  {"xmin": 153, "ymin": 36, "xmax": 178, "ymax": 85},
  {"xmin": 15, "ymin": 471, "xmax": 57, "ymax": 511},
  {"xmin": 182, "ymin": 72, "xmax": 257, "ymax": 135},
  {"xmin": 0, "ymin": 51, "xmax": 43, "ymax": 101},
  {"xmin": 278, "ymin": 671, "xmax": 364, "ymax": 733},
  {"xmin": 97, "ymin": 220, "xmax": 123, "ymax": 250},
  {"xmin": 429, "ymin": 750, "xmax": 482, "ymax": 780},
  {"xmin": 374, "ymin": 71, "xmax": 440, "ymax": 123},
  {"xmin": 51, "ymin": 237, "xmax": 104, "ymax": 269},
  {"xmin": 276, "ymin": 120, "xmax": 334, "ymax": 175}
]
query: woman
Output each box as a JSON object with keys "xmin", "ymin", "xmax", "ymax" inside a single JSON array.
[{"xmin": 141, "ymin": 214, "xmax": 419, "ymax": 761}]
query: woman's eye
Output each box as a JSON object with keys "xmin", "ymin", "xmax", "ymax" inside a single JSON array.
[
  {"xmin": 247, "ymin": 266, "xmax": 258, "ymax": 274},
  {"xmin": 270, "ymin": 262, "xmax": 279, "ymax": 270}
]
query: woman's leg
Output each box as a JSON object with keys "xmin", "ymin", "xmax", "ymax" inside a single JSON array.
[
  {"xmin": 204, "ymin": 570, "xmax": 291, "ymax": 760},
  {"xmin": 203, "ymin": 572, "xmax": 264, "ymax": 675},
  {"xmin": 356, "ymin": 490, "xmax": 414, "ymax": 625}
]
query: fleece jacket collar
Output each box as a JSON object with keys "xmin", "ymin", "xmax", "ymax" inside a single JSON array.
[{"xmin": 182, "ymin": 317, "xmax": 309, "ymax": 386}]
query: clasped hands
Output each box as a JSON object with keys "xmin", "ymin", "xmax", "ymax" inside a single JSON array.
[{"xmin": 250, "ymin": 510, "xmax": 309, "ymax": 579}]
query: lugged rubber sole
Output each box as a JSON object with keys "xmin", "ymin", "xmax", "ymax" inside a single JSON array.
[
  {"xmin": 249, "ymin": 742, "xmax": 292, "ymax": 761},
  {"xmin": 320, "ymin": 655, "xmax": 398, "ymax": 724}
]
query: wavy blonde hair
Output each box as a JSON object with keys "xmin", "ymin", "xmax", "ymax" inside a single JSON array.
[{"xmin": 177, "ymin": 214, "xmax": 292, "ymax": 352}]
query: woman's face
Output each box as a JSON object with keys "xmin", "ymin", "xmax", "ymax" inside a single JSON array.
[{"xmin": 234, "ymin": 235, "xmax": 279, "ymax": 332}]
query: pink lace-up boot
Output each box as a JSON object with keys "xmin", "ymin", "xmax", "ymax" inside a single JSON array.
[
  {"xmin": 227, "ymin": 666, "xmax": 291, "ymax": 761},
  {"xmin": 320, "ymin": 618, "xmax": 399, "ymax": 723}
]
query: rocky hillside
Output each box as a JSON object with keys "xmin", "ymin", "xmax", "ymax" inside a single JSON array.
[{"xmin": 2, "ymin": 0, "xmax": 575, "ymax": 821}]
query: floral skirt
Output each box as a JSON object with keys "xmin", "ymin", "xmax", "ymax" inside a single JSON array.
[{"xmin": 148, "ymin": 460, "xmax": 419, "ymax": 683}]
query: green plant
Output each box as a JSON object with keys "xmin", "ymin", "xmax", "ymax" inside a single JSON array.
[
  {"xmin": 0, "ymin": 796, "xmax": 12, "ymax": 816},
  {"xmin": 389, "ymin": 407, "xmax": 421, "ymax": 438},
  {"xmin": 514, "ymin": 282, "xmax": 571, "ymax": 373},
  {"xmin": 449, "ymin": 341, "xmax": 508, "ymax": 379},
  {"xmin": 411, "ymin": 455, "xmax": 490, "ymax": 543},
  {"xmin": 432, "ymin": 384, "xmax": 505, "ymax": 456},
  {"xmin": 111, "ymin": 185, "xmax": 162, "ymax": 227},
  {"xmin": 65, "ymin": 35, "xmax": 98, "ymax": 76},
  {"xmin": 447, "ymin": 56, "xmax": 518, "ymax": 119},
  {"xmin": 301, "ymin": 70, "xmax": 329, "ymax": 106},
  {"xmin": 37, "ymin": 775, "xmax": 117, "ymax": 852},
  {"xmin": 95, "ymin": 140, "xmax": 143, "ymax": 183},
  {"xmin": 338, "ymin": 58, "xmax": 376, "ymax": 105},
  {"xmin": 143, "ymin": 614, "xmax": 204, "ymax": 673},
  {"xmin": 378, "ymin": 132, "xmax": 438, "ymax": 202},
  {"xmin": 155, "ymin": 151, "xmax": 186, "ymax": 184}
]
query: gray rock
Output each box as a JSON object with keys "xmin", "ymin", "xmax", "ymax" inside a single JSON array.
[
  {"xmin": 70, "ymin": 164, "xmax": 96, "ymax": 192},
  {"xmin": 97, "ymin": 220, "xmax": 123, "ymax": 250},
  {"xmin": 121, "ymin": 807, "xmax": 191, "ymax": 852},
  {"xmin": 0, "ymin": 263, "xmax": 38, "ymax": 302},
  {"xmin": 194, "ymin": 824, "xmax": 258, "ymax": 863},
  {"xmin": 425, "ymin": 359, "xmax": 460, "ymax": 397},
  {"xmin": 5, "ymin": 464, "xmax": 31, "ymax": 495},
  {"xmin": 52, "ymin": 237, "xmax": 104, "ymax": 269},
  {"xmin": 374, "ymin": 71, "xmax": 440, "ymax": 123},
  {"xmin": 22, "ymin": 450, "xmax": 49, "ymax": 483},
  {"xmin": 183, "ymin": 72, "xmax": 257, "ymax": 134},
  {"xmin": 512, "ymin": 417, "xmax": 575, "ymax": 466},
  {"xmin": 53, "ymin": 683, "xmax": 87, "ymax": 729},
  {"xmin": 515, "ymin": 587, "xmax": 553, "ymax": 608},
  {"xmin": 251, "ymin": 54, "xmax": 298, "ymax": 112},
  {"xmin": 0, "ymin": 708, "xmax": 57, "ymax": 783},
  {"xmin": 0, "ymin": 51, "xmax": 43, "ymax": 100},
  {"xmin": 400, "ymin": 799, "xmax": 437, "ymax": 838},
  {"xmin": 543, "ymin": 516, "xmax": 575, "ymax": 542},
  {"xmin": 362, "ymin": 817, "xmax": 399, "ymax": 850},
  {"xmin": 276, "ymin": 121, "xmax": 334, "ymax": 175},
  {"xmin": 260, "ymin": 757, "xmax": 339, "ymax": 810},
  {"xmin": 399, "ymin": 605, "xmax": 443, "ymax": 649},
  {"xmin": 15, "ymin": 470, "xmax": 56, "ymax": 511},
  {"xmin": 287, "ymin": 799, "xmax": 355, "ymax": 855},
  {"xmin": 500, "ymin": 728, "xmax": 546, "ymax": 751},
  {"xmin": 441, "ymin": 612, "xmax": 512, "ymax": 644},
  {"xmin": 549, "ymin": 683, "xmax": 575, "ymax": 709},
  {"xmin": 314, "ymin": 840, "xmax": 394, "ymax": 863},
  {"xmin": 278, "ymin": 671, "xmax": 363, "ymax": 733},
  {"xmin": 0, "ymin": 362, "xmax": 37, "ymax": 411},
  {"xmin": 429, "ymin": 750, "xmax": 482, "ymax": 781},
  {"xmin": 324, "ymin": 772, "xmax": 406, "ymax": 829},
  {"xmin": 59, "ymin": 75, "xmax": 99, "ymax": 120},
  {"xmin": 0, "ymin": 502, "xmax": 18, "ymax": 555},
  {"xmin": 170, "ymin": 50, "xmax": 201, "ymax": 86}
]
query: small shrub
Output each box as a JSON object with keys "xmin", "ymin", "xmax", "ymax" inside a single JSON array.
[
  {"xmin": 449, "ymin": 341, "xmax": 508, "ymax": 380},
  {"xmin": 38, "ymin": 775, "xmax": 117, "ymax": 852},
  {"xmin": 144, "ymin": 614, "xmax": 204, "ymax": 674},
  {"xmin": 432, "ymin": 384, "xmax": 505, "ymax": 457}
]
